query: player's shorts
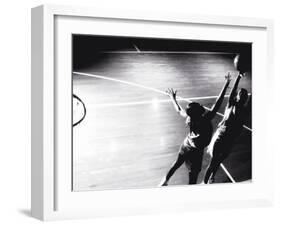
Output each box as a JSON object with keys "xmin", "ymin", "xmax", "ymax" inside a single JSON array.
[{"xmin": 179, "ymin": 142, "xmax": 203, "ymax": 173}]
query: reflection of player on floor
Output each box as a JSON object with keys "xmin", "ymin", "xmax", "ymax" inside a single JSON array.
[
  {"xmin": 204, "ymin": 72, "xmax": 251, "ymax": 184},
  {"xmin": 160, "ymin": 74, "xmax": 231, "ymax": 186}
]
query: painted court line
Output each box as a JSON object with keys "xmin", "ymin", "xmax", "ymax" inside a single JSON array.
[
  {"xmin": 132, "ymin": 44, "xmax": 141, "ymax": 53},
  {"xmin": 73, "ymin": 71, "xmax": 167, "ymax": 96},
  {"xmin": 73, "ymin": 71, "xmax": 252, "ymax": 183},
  {"xmin": 85, "ymin": 96, "xmax": 251, "ymax": 132},
  {"xmin": 220, "ymin": 164, "xmax": 236, "ymax": 183},
  {"xmin": 73, "ymin": 72, "xmax": 220, "ymax": 101},
  {"xmin": 86, "ymin": 96, "xmax": 228, "ymax": 108},
  {"xmin": 73, "ymin": 72, "xmax": 251, "ymax": 131}
]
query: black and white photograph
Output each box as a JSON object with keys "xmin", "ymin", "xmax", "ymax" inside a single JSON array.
[{"xmin": 72, "ymin": 35, "xmax": 252, "ymax": 191}]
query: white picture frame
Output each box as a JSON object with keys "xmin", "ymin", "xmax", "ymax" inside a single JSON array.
[{"xmin": 31, "ymin": 4, "xmax": 274, "ymax": 221}]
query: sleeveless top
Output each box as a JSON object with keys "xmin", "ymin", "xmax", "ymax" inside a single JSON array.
[{"xmin": 184, "ymin": 111, "xmax": 213, "ymax": 150}]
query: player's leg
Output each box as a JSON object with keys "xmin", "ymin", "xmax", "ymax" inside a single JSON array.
[
  {"xmin": 188, "ymin": 151, "xmax": 203, "ymax": 184},
  {"xmin": 189, "ymin": 169, "xmax": 200, "ymax": 185},
  {"xmin": 205, "ymin": 147, "xmax": 231, "ymax": 184},
  {"xmin": 204, "ymin": 154, "xmax": 223, "ymax": 183},
  {"xmin": 159, "ymin": 153, "xmax": 185, "ymax": 186},
  {"xmin": 204, "ymin": 141, "xmax": 224, "ymax": 184},
  {"xmin": 210, "ymin": 150, "xmax": 231, "ymax": 183}
]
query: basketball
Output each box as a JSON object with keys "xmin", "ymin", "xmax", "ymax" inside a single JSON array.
[{"xmin": 234, "ymin": 54, "xmax": 250, "ymax": 73}]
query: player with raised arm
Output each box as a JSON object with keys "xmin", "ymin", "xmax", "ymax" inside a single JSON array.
[
  {"xmin": 204, "ymin": 56, "xmax": 251, "ymax": 184},
  {"xmin": 159, "ymin": 74, "xmax": 231, "ymax": 186}
]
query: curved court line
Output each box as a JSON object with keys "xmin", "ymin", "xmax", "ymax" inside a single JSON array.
[
  {"xmin": 73, "ymin": 94, "xmax": 87, "ymax": 127},
  {"xmin": 74, "ymin": 71, "xmax": 167, "ymax": 96},
  {"xmin": 73, "ymin": 71, "xmax": 252, "ymax": 183}
]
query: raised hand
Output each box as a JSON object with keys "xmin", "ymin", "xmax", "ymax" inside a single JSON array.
[
  {"xmin": 166, "ymin": 88, "xmax": 177, "ymax": 100},
  {"xmin": 240, "ymin": 72, "xmax": 246, "ymax": 77},
  {"xmin": 225, "ymin": 72, "xmax": 232, "ymax": 83}
]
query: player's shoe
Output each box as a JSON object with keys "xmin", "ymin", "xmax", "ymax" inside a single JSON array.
[
  {"xmin": 158, "ymin": 178, "xmax": 168, "ymax": 187},
  {"xmin": 208, "ymin": 176, "xmax": 215, "ymax": 184}
]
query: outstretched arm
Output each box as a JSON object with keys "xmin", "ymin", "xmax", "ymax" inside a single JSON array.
[
  {"xmin": 166, "ymin": 88, "xmax": 187, "ymax": 118},
  {"xmin": 229, "ymin": 72, "xmax": 244, "ymax": 106},
  {"xmin": 207, "ymin": 73, "xmax": 231, "ymax": 120}
]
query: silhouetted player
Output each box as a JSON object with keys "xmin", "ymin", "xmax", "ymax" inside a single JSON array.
[
  {"xmin": 160, "ymin": 74, "xmax": 231, "ymax": 186},
  {"xmin": 204, "ymin": 72, "xmax": 251, "ymax": 184}
]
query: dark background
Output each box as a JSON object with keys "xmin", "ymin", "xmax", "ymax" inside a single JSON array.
[{"xmin": 73, "ymin": 35, "xmax": 252, "ymax": 71}]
